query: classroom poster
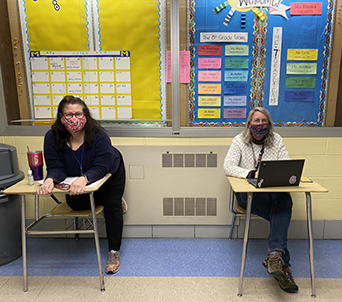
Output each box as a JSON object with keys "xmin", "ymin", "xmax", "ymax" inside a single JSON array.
[
  {"xmin": 189, "ymin": 0, "xmax": 335, "ymax": 127},
  {"xmin": 31, "ymin": 51, "xmax": 132, "ymax": 120},
  {"xmin": 19, "ymin": 0, "xmax": 165, "ymax": 123}
]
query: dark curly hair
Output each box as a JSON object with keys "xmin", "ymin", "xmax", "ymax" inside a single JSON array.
[{"xmin": 51, "ymin": 95, "xmax": 104, "ymax": 150}]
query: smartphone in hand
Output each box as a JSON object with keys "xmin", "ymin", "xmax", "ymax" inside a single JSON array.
[{"xmin": 55, "ymin": 183, "xmax": 71, "ymax": 190}]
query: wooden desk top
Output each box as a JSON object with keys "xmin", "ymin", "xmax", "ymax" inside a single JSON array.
[
  {"xmin": 227, "ymin": 176, "xmax": 328, "ymax": 193},
  {"xmin": 3, "ymin": 173, "xmax": 111, "ymax": 195}
]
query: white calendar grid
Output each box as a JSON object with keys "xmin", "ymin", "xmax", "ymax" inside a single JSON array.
[{"xmin": 31, "ymin": 51, "xmax": 132, "ymax": 120}]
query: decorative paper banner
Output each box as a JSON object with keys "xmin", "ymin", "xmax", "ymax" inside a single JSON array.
[
  {"xmin": 224, "ymin": 70, "xmax": 248, "ymax": 81},
  {"xmin": 224, "ymin": 83, "xmax": 247, "ymax": 94},
  {"xmin": 198, "ymin": 96, "xmax": 221, "ymax": 107},
  {"xmin": 286, "ymin": 63, "xmax": 317, "ymax": 74},
  {"xmin": 225, "ymin": 57, "xmax": 249, "ymax": 69},
  {"xmin": 223, "ymin": 8, "xmax": 235, "ymax": 26},
  {"xmin": 269, "ymin": 27, "xmax": 282, "ymax": 106},
  {"xmin": 287, "ymin": 49, "xmax": 318, "ymax": 61},
  {"xmin": 237, "ymin": 0, "xmax": 282, "ymax": 9},
  {"xmin": 212, "ymin": 1, "xmax": 229, "ymax": 14},
  {"xmin": 198, "ymin": 45, "xmax": 222, "ymax": 56},
  {"xmin": 225, "ymin": 45, "xmax": 249, "ymax": 56},
  {"xmin": 270, "ymin": 4, "xmax": 290, "ymax": 19},
  {"xmin": 285, "ymin": 91, "xmax": 315, "ymax": 102},
  {"xmin": 198, "ymin": 71, "xmax": 221, "ymax": 82},
  {"xmin": 224, "ymin": 108, "xmax": 246, "ymax": 119},
  {"xmin": 198, "ymin": 84, "xmax": 221, "ymax": 94},
  {"xmin": 198, "ymin": 58, "xmax": 222, "ymax": 69},
  {"xmin": 224, "ymin": 95, "xmax": 247, "ymax": 106},
  {"xmin": 200, "ymin": 32, "xmax": 248, "ymax": 43},
  {"xmin": 285, "ymin": 77, "xmax": 316, "ymax": 88},
  {"xmin": 198, "ymin": 108, "xmax": 221, "ymax": 118},
  {"xmin": 251, "ymin": 7, "xmax": 266, "ymax": 22},
  {"xmin": 290, "ymin": 2, "xmax": 322, "ymax": 15},
  {"xmin": 166, "ymin": 51, "xmax": 190, "ymax": 83},
  {"xmin": 241, "ymin": 13, "xmax": 246, "ymax": 29}
]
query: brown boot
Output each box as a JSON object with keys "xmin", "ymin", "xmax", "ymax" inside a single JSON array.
[
  {"xmin": 274, "ymin": 266, "xmax": 299, "ymax": 293},
  {"xmin": 262, "ymin": 251, "xmax": 285, "ymax": 280}
]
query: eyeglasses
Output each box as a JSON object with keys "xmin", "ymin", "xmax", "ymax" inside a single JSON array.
[{"xmin": 63, "ymin": 112, "xmax": 84, "ymax": 119}]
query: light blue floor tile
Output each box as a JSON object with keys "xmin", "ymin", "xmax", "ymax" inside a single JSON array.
[{"xmin": 0, "ymin": 238, "xmax": 341, "ymax": 279}]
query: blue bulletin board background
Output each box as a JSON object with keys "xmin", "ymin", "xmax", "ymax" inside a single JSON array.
[{"xmin": 189, "ymin": 0, "xmax": 335, "ymax": 127}]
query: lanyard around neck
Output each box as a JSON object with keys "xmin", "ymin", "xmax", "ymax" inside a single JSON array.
[
  {"xmin": 251, "ymin": 143, "xmax": 265, "ymax": 170},
  {"xmin": 70, "ymin": 139, "xmax": 85, "ymax": 175}
]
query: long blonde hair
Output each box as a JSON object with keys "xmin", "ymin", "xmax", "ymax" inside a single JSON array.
[{"xmin": 242, "ymin": 107, "xmax": 274, "ymax": 147}]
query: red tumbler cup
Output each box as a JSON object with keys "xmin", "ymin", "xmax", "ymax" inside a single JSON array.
[{"xmin": 27, "ymin": 151, "xmax": 44, "ymax": 181}]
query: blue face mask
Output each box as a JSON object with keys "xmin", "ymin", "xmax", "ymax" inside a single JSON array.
[{"xmin": 250, "ymin": 123, "xmax": 269, "ymax": 140}]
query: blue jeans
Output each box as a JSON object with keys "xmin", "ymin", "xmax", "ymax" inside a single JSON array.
[{"xmin": 236, "ymin": 192, "xmax": 293, "ymax": 266}]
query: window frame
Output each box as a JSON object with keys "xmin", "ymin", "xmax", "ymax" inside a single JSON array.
[{"xmin": 1, "ymin": 0, "xmax": 342, "ymax": 138}]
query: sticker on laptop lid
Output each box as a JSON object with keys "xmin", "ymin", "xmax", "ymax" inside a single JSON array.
[
  {"xmin": 289, "ymin": 175, "xmax": 297, "ymax": 185},
  {"xmin": 257, "ymin": 179, "xmax": 264, "ymax": 188}
]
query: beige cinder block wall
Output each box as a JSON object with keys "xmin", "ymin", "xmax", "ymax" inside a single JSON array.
[{"xmin": 1, "ymin": 136, "xmax": 341, "ymax": 221}]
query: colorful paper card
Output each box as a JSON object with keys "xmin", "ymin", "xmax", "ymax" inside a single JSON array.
[
  {"xmin": 198, "ymin": 108, "xmax": 221, "ymax": 119},
  {"xmin": 224, "ymin": 108, "xmax": 246, "ymax": 119},
  {"xmin": 198, "ymin": 45, "xmax": 222, "ymax": 56},
  {"xmin": 286, "ymin": 63, "xmax": 317, "ymax": 74},
  {"xmin": 200, "ymin": 32, "xmax": 248, "ymax": 43},
  {"xmin": 198, "ymin": 96, "xmax": 221, "ymax": 107},
  {"xmin": 285, "ymin": 77, "xmax": 316, "ymax": 88},
  {"xmin": 198, "ymin": 84, "xmax": 221, "ymax": 94},
  {"xmin": 225, "ymin": 58, "xmax": 249, "ymax": 69},
  {"xmin": 224, "ymin": 96, "xmax": 247, "ymax": 106},
  {"xmin": 224, "ymin": 70, "xmax": 248, "ymax": 81},
  {"xmin": 198, "ymin": 58, "xmax": 222, "ymax": 69},
  {"xmin": 166, "ymin": 51, "xmax": 190, "ymax": 83},
  {"xmin": 225, "ymin": 45, "xmax": 249, "ymax": 56},
  {"xmin": 198, "ymin": 71, "xmax": 221, "ymax": 82},
  {"xmin": 290, "ymin": 2, "xmax": 322, "ymax": 15},
  {"xmin": 285, "ymin": 91, "xmax": 315, "ymax": 102},
  {"xmin": 224, "ymin": 83, "xmax": 247, "ymax": 94},
  {"xmin": 287, "ymin": 49, "xmax": 318, "ymax": 61}
]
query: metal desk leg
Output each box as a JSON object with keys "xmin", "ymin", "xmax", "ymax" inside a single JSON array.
[
  {"xmin": 90, "ymin": 192, "xmax": 105, "ymax": 292},
  {"xmin": 34, "ymin": 194, "xmax": 39, "ymax": 221},
  {"xmin": 306, "ymin": 192, "xmax": 316, "ymax": 298},
  {"xmin": 238, "ymin": 192, "xmax": 252, "ymax": 297},
  {"xmin": 21, "ymin": 195, "xmax": 28, "ymax": 292}
]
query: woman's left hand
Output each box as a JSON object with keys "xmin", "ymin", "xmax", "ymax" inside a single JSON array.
[{"xmin": 68, "ymin": 176, "xmax": 88, "ymax": 195}]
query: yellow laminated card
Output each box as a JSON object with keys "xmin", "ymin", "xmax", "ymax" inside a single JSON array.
[
  {"xmin": 198, "ymin": 96, "xmax": 221, "ymax": 107},
  {"xmin": 287, "ymin": 49, "xmax": 318, "ymax": 61},
  {"xmin": 198, "ymin": 109, "xmax": 221, "ymax": 119}
]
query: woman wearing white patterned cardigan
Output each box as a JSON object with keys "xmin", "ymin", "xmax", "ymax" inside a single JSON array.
[{"xmin": 223, "ymin": 107, "xmax": 298, "ymax": 293}]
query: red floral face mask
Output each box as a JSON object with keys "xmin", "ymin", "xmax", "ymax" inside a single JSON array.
[{"xmin": 61, "ymin": 116, "xmax": 87, "ymax": 133}]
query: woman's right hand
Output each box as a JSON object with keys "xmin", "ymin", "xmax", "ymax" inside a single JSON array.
[{"xmin": 36, "ymin": 178, "xmax": 54, "ymax": 195}]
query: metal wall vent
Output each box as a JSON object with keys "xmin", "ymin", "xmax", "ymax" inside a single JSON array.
[
  {"xmin": 163, "ymin": 197, "xmax": 217, "ymax": 216},
  {"xmin": 162, "ymin": 153, "xmax": 217, "ymax": 168},
  {"xmin": 162, "ymin": 153, "xmax": 172, "ymax": 168}
]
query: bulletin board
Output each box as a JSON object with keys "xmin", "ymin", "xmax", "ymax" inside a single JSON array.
[
  {"xmin": 189, "ymin": 0, "xmax": 336, "ymax": 127},
  {"xmin": 31, "ymin": 50, "xmax": 132, "ymax": 120},
  {"xmin": 18, "ymin": 0, "xmax": 165, "ymax": 123}
]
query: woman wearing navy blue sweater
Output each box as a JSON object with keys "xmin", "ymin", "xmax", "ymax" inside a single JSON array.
[{"xmin": 37, "ymin": 95, "xmax": 125, "ymax": 274}]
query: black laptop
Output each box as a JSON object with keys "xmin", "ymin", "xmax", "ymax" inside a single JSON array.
[{"xmin": 247, "ymin": 159, "xmax": 305, "ymax": 188}]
